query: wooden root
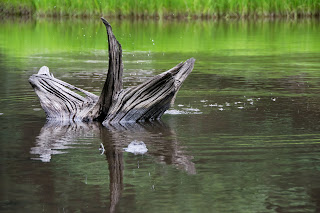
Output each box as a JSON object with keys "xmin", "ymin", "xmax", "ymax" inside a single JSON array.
[{"xmin": 29, "ymin": 18, "xmax": 195, "ymax": 125}]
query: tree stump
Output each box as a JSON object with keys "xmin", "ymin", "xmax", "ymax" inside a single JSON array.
[{"xmin": 29, "ymin": 18, "xmax": 195, "ymax": 125}]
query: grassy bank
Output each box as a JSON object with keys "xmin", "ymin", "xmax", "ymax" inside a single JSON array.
[{"xmin": 1, "ymin": 0, "xmax": 320, "ymax": 18}]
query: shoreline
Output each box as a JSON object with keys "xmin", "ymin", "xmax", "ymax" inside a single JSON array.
[
  {"xmin": 1, "ymin": 1, "xmax": 319, "ymax": 20},
  {"xmin": 1, "ymin": 12, "xmax": 320, "ymax": 20}
]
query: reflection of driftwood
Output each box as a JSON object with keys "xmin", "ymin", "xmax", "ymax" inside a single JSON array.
[
  {"xmin": 101, "ymin": 128, "xmax": 123, "ymax": 213},
  {"xmin": 31, "ymin": 121, "xmax": 195, "ymax": 212},
  {"xmin": 30, "ymin": 121, "xmax": 100, "ymax": 162},
  {"xmin": 29, "ymin": 18, "xmax": 195, "ymax": 125},
  {"xmin": 103, "ymin": 121, "xmax": 196, "ymax": 175},
  {"xmin": 31, "ymin": 121, "xmax": 195, "ymax": 173},
  {"xmin": 100, "ymin": 121, "xmax": 196, "ymax": 212}
]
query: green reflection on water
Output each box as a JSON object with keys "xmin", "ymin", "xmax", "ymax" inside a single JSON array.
[{"xmin": 1, "ymin": 19, "xmax": 320, "ymax": 57}]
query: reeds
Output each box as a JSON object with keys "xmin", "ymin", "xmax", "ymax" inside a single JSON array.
[{"xmin": 1, "ymin": 0, "xmax": 319, "ymax": 18}]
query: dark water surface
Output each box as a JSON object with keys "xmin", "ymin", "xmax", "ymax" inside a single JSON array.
[{"xmin": 1, "ymin": 18, "xmax": 320, "ymax": 212}]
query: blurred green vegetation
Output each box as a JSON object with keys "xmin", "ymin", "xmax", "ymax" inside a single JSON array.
[
  {"xmin": 1, "ymin": 0, "xmax": 320, "ymax": 18},
  {"xmin": 1, "ymin": 19, "xmax": 320, "ymax": 57}
]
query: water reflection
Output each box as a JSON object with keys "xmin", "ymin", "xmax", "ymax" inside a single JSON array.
[
  {"xmin": 101, "ymin": 128, "xmax": 123, "ymax": 213},
  {"xmin": 30, "ymin": 120, "xmax": 195, "ymax": 212},
  {"xmin": 102, "ymin": 122, "xmax": 196, "ymax": 211},
  {"xmin": 30, "ymin": 121, "xmax": 99, "ymax": 162},
  {"xmin": 104, "ymin": 122, "xmax": 195, "ymax": 174}
]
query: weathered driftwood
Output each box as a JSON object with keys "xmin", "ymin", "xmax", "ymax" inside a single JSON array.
[{"xmin": 29, "ymin": 18, "xmax": 195, "ymax": 125}]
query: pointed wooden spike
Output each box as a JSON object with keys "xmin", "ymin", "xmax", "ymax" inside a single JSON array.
[
  {"xmin": 92, "ymin": 17, "xmax": 124, "ymax": 121},
  {"xmin": 101, "ymin": 17, "xmax": 111, "ymax": 27}
]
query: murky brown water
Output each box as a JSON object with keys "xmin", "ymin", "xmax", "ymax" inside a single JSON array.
[{"xmin": 1, "ymin": 18, "xmax": 320, "ymax": 212}]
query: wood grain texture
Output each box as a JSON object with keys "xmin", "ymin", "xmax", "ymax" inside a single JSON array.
[
  {"xmin": 29, "ymin": 18, "xmax": 195, "ymax": 125},
  {"xmin": 29, "ymin": 66, "xmax": 99, "ymax": 121}
]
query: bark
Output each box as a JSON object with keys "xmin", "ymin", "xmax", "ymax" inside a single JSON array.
[{"xmin": 29, "ymin": 17, "xmax": 195, "ymax": 125}]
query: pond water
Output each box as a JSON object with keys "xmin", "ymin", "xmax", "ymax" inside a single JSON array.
[{"xmin": 1, "ymin": 18, "xmax": 320, "ymax": 212}]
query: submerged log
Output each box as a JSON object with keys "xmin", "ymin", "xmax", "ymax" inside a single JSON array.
[{"xmin": 29, "ymin": 18, "xmax": 195, "ymax": 125}]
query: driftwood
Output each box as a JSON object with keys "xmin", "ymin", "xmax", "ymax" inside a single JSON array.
[{"xmin": 29, "ymin": 18, "xmax": 195, "ymax": 125}]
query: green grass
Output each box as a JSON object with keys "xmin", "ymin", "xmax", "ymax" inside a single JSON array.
[{"xmin": 1, "ymin": 0, "xmax": 320, "ymax": 18}]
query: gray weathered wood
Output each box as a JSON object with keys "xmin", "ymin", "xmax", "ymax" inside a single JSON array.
[
  {"xmin": 29, "ymin": 66, "xmax": 99, "ymax": 121},
  {"xmin": 29, "ymin": 17, "xmax": 195, "ymax": 124}
]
